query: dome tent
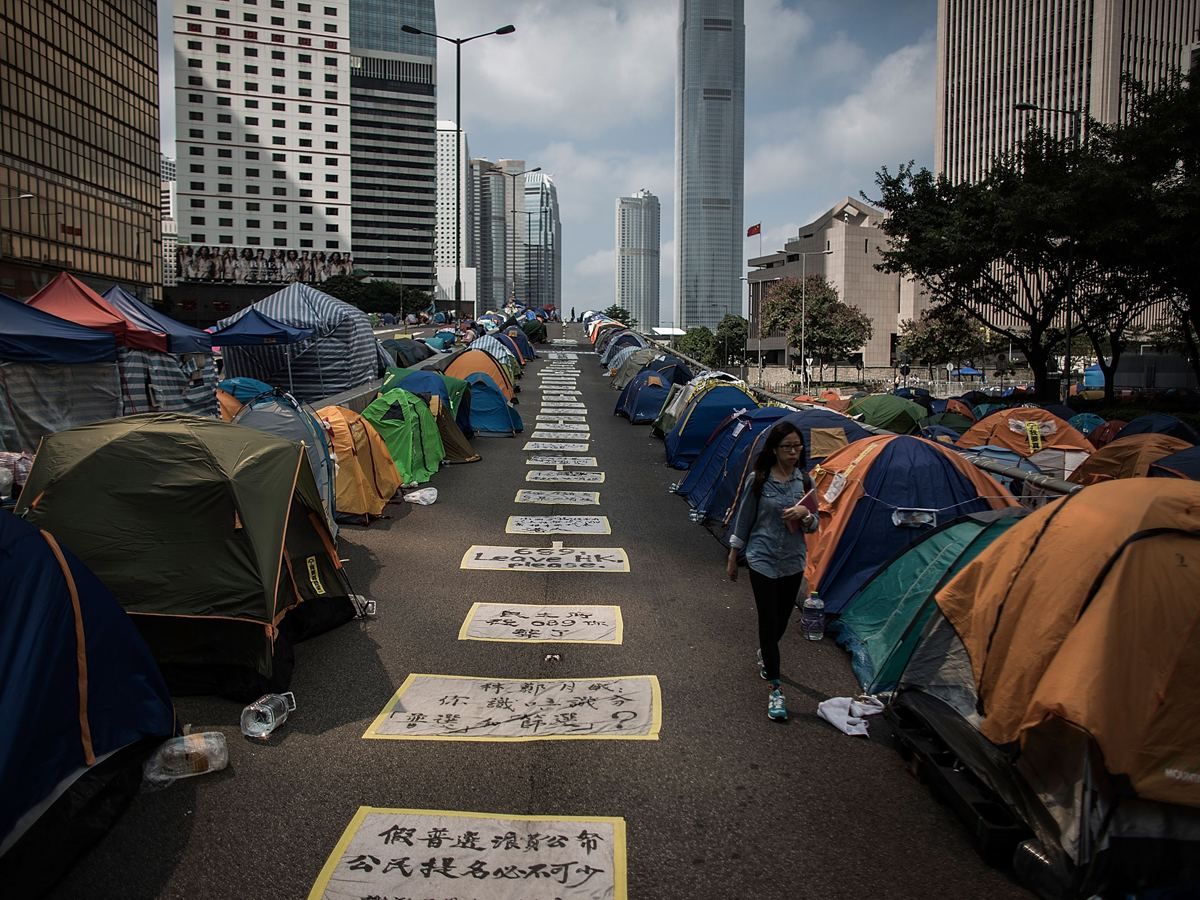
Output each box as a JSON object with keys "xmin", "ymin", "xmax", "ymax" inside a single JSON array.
[
  {"xmin": 615, "ymin": 368, "xmax": 674, "ymax": 425},
  {"xmin": 317, "ymin": 406, "xmax": 402, "ymax": 524},
  {"xmin": 362, "ymin": 389, "xmax": 445, "ymax": 485}
]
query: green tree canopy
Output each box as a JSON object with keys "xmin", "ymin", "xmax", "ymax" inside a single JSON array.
[
  {"xmin": 602, "ymin": 304, "xmax": 638, "ymax": 329},
  {"xmin": 675, "ymin": 326, "xmax": 717, "ymax": 367},
  {"xmin": 714, "ymin": 314, "xmax": 748, "ymax": 367},
  {"xmin": 898, "ymin": 305, "xmax": 999, "ymax": 368},
  {"xmin": 320, "ymin": 277, "xmax": 431, "ymax": 316},
  {"xmin": 761, "ymin": 276, "xmax": 872, "ymax": 366}
]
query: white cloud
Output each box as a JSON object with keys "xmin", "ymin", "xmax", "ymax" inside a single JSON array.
[
  {"xmin": 576, "ymin": 248, "xmax": 614, "ymax": 278},
  {"xmin": 744, "ymin": 0, "xmax": 814, "ymax": 89}
]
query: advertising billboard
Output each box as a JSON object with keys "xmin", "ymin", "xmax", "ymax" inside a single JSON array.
[{"xmin": 176, "ymin": 245, "xmax": 353, "ymax": 284}]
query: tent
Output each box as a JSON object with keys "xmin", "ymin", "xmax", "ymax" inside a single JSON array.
[
  {"xmin": 1149, "ymin": 445, "xmax": 1200, "ymax": 479},
  {"xmin": 317, "ymin": 406, "xmax": 402, "ymax": 524},
  {"xmin": 951, "ymin": 366, "xmax": 983, "ymax": 378},
  {"xmin": 215, "ymin": 376, "xmax": 275, "ymax": 421},
  {"xmin": 492, "ymin": 331, "xmax": 527, "ymax": 367},
  {"xmin": 382, "ymin": 337, "xmax": 435, "ymax": 369},
  {"xmin": 1067, "ymin": 412, "xmax": 1106, "ymax": 435},
  {"xmin": 848, "ymin": 394, "xmax": 926, "ymax": 434},
  {"xmin": 429, "ymin": 397, "xmax": 481, "ymax": 464},
  {"xmin": 665, "ymin": 383, "xmax": 759, "ymax": 469},
  {"xmin": 216, "ymin": 283, "xmax": 381, "ymax": 403},
  {"xmin": 920, "ymin": 425, "xmax": 961, "ymax": 445},
  {"xmin": 521, "ymin": 317, "xmax": 547, "ymax": 343},
  {"xmin": 0, "ymin": 294, "xmax": 122, "ymax": 452},
  {"xmin": 0, "ymin": 512, "xmax": 175, "ymax": 896},
  {"xmin": 470, "ymin": 334, "xmax": 521, "ymax": 384},
  {"xmin": 14, "ymin": 414, "xmax": 356, "ymax": 700},
  {"xmin": 504, "ymin": 326, "xmax": 537, "ymax": 361},
  {"xmin": 26, "ymin": 273, "xmax": 166, "ymax": 352},
  {"xmin": 1114, "ymin": 413, "xmax": 1199, "ymax": 445},
  {"xmin": 804, "ymin": 435, "xmax": 1020, "ymax": 615},
  {"xmin": 232, "ymin": 390, "xmax": 339, "ymax": 536},
  {"xmin": 832, "ymin": 509, "xmax": 1025, "ymax": 692},
  {"xmin": 1068, "ymin": 433, "xmax": 1193, "ymax": 485},
  {"xmin": 955, "ymin": 444, "xmax": 1044, "ymax": 494},
  {"xmin": 615, "ymin": 369, "xmax": 673, "ymax": 424},
  {"xmin": 644, "ymin": 354, "xmax": 694, "ymax": 385},
  {"xmin": 894, "ymin": 479, "xmax": 1200, "ymax": 888},
  {"xmin": 944, "ymin": 399, "xmax": 976, "ymax": 421},
  {"xmin": 101, "ymin": 286, "xmax": 212, "ymax": 354},
  {"xmin": 209, "ymin": 308, "xmax": 316, "ymax": 394},
  {"xmin": 676, "ymin": 407, "xmax": 791, "ymax": 520},
  {"xmin": 894, "ymin": 386, "xmax": 934, "ymax": 412},
  {"xmin": 362, "ymin": 389, "xmax": 445, "ymax": 485},
  {"xmin": 653, "ymin": 374, "xmax": 742, "ymax": 437},
  {"xmin": 432, "ymin": 348, "xmax": 516, "ymax": 402},
  {"xmin": 601, "ymin": 331, "xmax": 646, "ymax": 366},
  {"xmin": 382, "ymin": 367, "xmax": 473, "ymax": 439},
  {"xmin": 918, "ymin": 412, "xmax": 975, "ymax": 435},
  {"xmin": 607, "ymin": 345, "xmax": 648, "ymax": 381},
  {"xmin": 611, "ymin": 348, "xmax": 659, "ymax": 388},
  {"xmin": 463, "ymin": 372, "xmax": 524, "ymax": 436},
  {"xmin": 971, "ymin": 402, "xmax": 1007, "ymax": 420},
  {"xmin": 958, "ymin": 407, "xmax": 1093, "ymax": 478},
  {"xmin": 1088, "ymin": 419, "xmax": 1127, "ymax": 449}
]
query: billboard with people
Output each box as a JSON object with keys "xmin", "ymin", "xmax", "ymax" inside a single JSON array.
[{"xmin": 176, "ymin": 245, "xmax": 353, "ymax": 284}]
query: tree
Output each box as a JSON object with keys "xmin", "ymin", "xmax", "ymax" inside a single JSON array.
[
  {"xmin": 675, "ymin": 326, "xmax": 718, "ymax": 367},
  {"xmin": 320, "ymin": 277, "xmax": 431, "ymax": 316},
  {"xmin": 898, "ymin": 305, "xmax": 1002, "ymax": 375},
  {"xmin": 760, "ymin": 276, "xmax": 872, "ymax": 380},
  {"xmin": 714, "ymin": 314, "xmax": 748, "ymax": 367},
  {"xmin": 602, "ymin": 304, "xmax": 638, "ymax": 329}
]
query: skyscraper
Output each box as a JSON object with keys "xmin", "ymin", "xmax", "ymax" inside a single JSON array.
[
  {"xmin": 615, "ymin": 189, "xmax": 661, "ymax": 329},
  {"xmin": 524, "ymin": 172, "xmax": 561, "ymax": 312},
  {"xmin": 471, "ymin": 158, "xmax": 508, "ymax": 310},
  {"xmin": 435, "ymin": 122, "xmax": 475, "ymax": 270},
  {"xmin": 935, "ymin": 0, "xmax": 1200, "ymax": 184},
  {"xmin": 0, "ymin": 1, "xmax": 160, "ymax": 301},
  {"xmin": 498, "ymin": 159, "xmax": 530, "ymax": 304},
  {"xmin": 350, "ymin": 0, "xmax": 437, "ymax": 291},
  {"xmin": 674, "ymin": 0, "xmax": 745, "ymax": 332}
]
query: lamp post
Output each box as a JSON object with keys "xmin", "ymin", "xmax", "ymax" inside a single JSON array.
[
  {"xmin": 504, "ymin": 166, "xmax": 540, "ymax": 306},
  {"xmin": 402, "ymin": 22, "xmax": 515, "ymax": 321},
  {"xmin": 1015, "ymin": 100, "xmax": 1083, "ymax": 401},
  {"xmin": 799, "ymin": 249, "xmax": 833, "ymax": 392}
]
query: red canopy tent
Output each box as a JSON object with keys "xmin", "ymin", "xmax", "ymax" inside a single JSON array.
[{"xmin": 25, "ymin": 273, "xmax": 168, "ymax": 353}]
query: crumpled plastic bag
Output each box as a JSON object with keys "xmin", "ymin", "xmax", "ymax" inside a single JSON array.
[
  {"xmin": 403, "ymin": 487, "xmax": 438, "ymax": 505},
  {"xmin": 816, "ymin": 695, "xmax": 885, "ymax": 737}
]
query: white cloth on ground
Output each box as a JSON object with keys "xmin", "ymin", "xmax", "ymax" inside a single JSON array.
[{"xmin": 816, "ymin": 696, "xmax": 885, "ymax": 737}]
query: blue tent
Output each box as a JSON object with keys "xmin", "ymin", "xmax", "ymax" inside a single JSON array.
[
  {"xmin": 0, "ymin": 292, "xmax": 117, "ymax": 364},
  {"xmin": 951, "ymin": 366, "xmax": 982, "ymax": 378},
  {"xmin": 645, "ymin": 355, "xmax": 694, "ymax": 385},
  {"xmin": 615, "ymin": 368, "xmax": 674, "ymax": 424},
  {"xmin": 676, "ymin": 407, "xmax": 791, "ymax": 520},
  {"xmin": 383, "ymin": 368, "xmax": 474, "ymax": 438},
  {"xmin": 217, "ymin": 376, "xmax": 274, "ymax": 403},
  {"xmin": 101, "ymin": 286, "xmax": 212, "ymax": 354},
  {"xmin": 492, "ymin": 331, "xmax": 526, "ymax": 366},
  {"xmin": 1083, "ymin": 363, "xmax": 1104, "ymax": 389},
  {"xmin": 1149, "ymin": 445, "xmax": 1200, "ymax": 479},
  {"xmin": 665, "ymin": 384, "xmax": 760, "ymax": 469},
  {"xmin": 1068, "ymin": 412, "xmax": 1106, "ymax": 435},
  {"xmin": 464, "ymin": 372, "xmax": 523, "ymax": 436},
  {"xmin": 209, "ymin": 307, "xmax": 314, "ymax": 346},
  {"xmin": 920, "ymin": 425, "xmax": 961, "ymax": 444},
  {"xmin": 601, "ymin": 331, "xmax": 646, "ymax": 366},
  {"xmin": 1115, "ymin": 413, "xmax": 1199, "ymax": 445},
  {"xmin": 0, "ymin": 512, "xmax": 174, "ymax": 893},
  {"xmin": 504, "ymin": 327, "xmax": 537, "ymax": 360}
]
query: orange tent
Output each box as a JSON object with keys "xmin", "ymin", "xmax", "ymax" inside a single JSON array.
[
  {"xmin": 590, "ymin": 321, "xmax": 623, "ymax": 345},
  {"xmin": 819, "ymin": 389, "xmax": 850, "ymax": 412},
  {"xmin": 317, "ymin": 405, "xmax": 401, "ymax": 522},
  {"xmin": 958, "ymin": 407, "xmax": 1092, "ymax": 456},
  {"xmin": 945, "ymin": 398, "xmax": 976, "ymax": 420},
  {"xmin": 25, "ymin": 272, "xmax": 168, "ymax": 352},
  {"xmin": 434, "ymin": 348, "xmax": 516, "ymax": 401},
  {"xmin": 934, "ymin": 478, "xmax": 1200, "ymax": 808},
  {"xmin": 1068, "ymin": 433, "xmax": 1192, "ymax": 485}
]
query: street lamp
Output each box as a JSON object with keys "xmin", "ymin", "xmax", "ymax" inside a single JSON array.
[
  {"xmin": 402, "ymin": 21, "xmax": 516, "ymax": 320},
  {"xmin": 504, "ymin": 166, "xmax": 540, "ymax": 305},
  {"xmin": 798, "ymin": 249, "xmax": 833, "ymax": 392},
  {"xmin": 1, "ymin": 192, "xmax": 34, "ymax": 201},
  {"xmin": 1015, "ymin": 100, "xmax": 1083, "ymax": 401}
]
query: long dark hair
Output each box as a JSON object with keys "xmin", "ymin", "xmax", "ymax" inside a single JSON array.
[{"xmin": 752, "ymin": 422, "xmax": 807, "ymax": 497}]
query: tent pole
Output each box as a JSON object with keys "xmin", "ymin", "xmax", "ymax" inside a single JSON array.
[{"xmin": 287, "ymin": 348, "xmax": 294, "ymax": 394}]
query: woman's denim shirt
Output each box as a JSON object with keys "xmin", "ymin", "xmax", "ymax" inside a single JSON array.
[{"xmin": 727, "ymin": 469, "xmax": 818, "ymax": 578}]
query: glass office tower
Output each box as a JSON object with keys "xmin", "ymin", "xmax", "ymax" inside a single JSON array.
[
  {"xmin": 524, "ymin": 172, "xmax": 561, "ymax": 312},
  {"xmin": 616, "ymin": 189, "xmax": 661, "ymax": 329},
  {"xmin": 674, "ymin": 0, "xmax": 745, "ymax": 332}
]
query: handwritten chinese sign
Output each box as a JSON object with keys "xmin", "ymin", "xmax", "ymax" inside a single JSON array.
[
  {"xmin": 536, "ymin": 414, "xmax": 588, "ymax": 423},
  {"xmin": 364, "ymin": 675, "xmax": 660, "ymax": 741},
  {"xmin": 460, "ymin": 543, "xmax": 629, "ymax": 573},
  {"xmin": 523, "ymin": 441, "xmax": 590, "ymax": 452},
  {"xmin": 506, "ymin": 515, "xmax": 610, "ymax": 535},
  {"xmin": 459, "ymin": 603, "xmax": 623, "ymax": 644},
  {"xmin": 514, "ymin": 490, "xmax": 599, "ymax": 505},
  {"xmin": 525, "ymin": 455, "xmax": 598, "ymax": 467},
  {"xmin": 531, "ymin": 431, "xmax": 592, "ymax": 441},
  {"xmin": 526, "ymin": 470, "xmax": 606, "ymax": 483},
  {"xmin": 531, "ymin": 422, "xmax": 589, "ymax": 431}
]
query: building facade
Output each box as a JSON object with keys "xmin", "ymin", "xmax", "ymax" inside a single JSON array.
[
  {"xmin": 935, "ymin": 0, "xmax": 1200, "ymax": 184},
  {"xmin": 674, "ymin": 0, "xmax": 745, "ymax": 331},
  {"xmin": 435, "ymin": 121, "xmax": 475, "ymax": 272},
  {"xmin": 0, "ymin": 0, "xmax": 161, "ymax": 301},
  {"xmin": 471, "ymin": 158, "xmax": 508, "ymax": 312},
  {"xmin": 162, "ymin": 155, "xmax": 178, "ymax": 288},
  {"xmin": 349, "ymin": 0, "xmax": 437, "ymax": 291},
  {"xmin": 615, "ymin": 189, "xmax": 661, "ymax": 329},
  {"xmin": 497, "ymin": 159, "xmax": 530, "ymax": 305},
  {"xmin": 524, "ymin": 172, "xmax": 561, "ymax": 312}
]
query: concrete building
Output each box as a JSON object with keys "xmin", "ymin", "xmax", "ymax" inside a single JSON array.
[
  {"xmin": 936, "ymin": 0, "xmax": 1200, "ymax": 184},
  {"xmin": 471, "ymin": 158, "xmax": 508, "ymax": 312},
  {"xmin": 349, "ymin": 0, "xmax": 438, "ymax": 292},
  {"xmin": 615, "ymin": 189, "xmax": 661, "ymax": 329},
  {"xmin": 498, "ymin": 159, "xmax": 530, "ymax": 305},
  {"xmin": 747, "ymin": 198, "xmax": 921, "ymax": 374},
  {"xmin": 435, "ymin": 121, "xmax": 475, "ymax": 271},
  {"xmin": 0, "ymin": 0, "xmax": 161, "ymax": 301},
  {"xmin": 674, "ymin": 0, "xmax": 745, "ymax": 331},
  {"xmin": 524, "ymin": 172, "xmax": 561, "ymax": 312},
  {"xmin": 162, "ymin": 156, "xmax": 178, "ymax": 288}
]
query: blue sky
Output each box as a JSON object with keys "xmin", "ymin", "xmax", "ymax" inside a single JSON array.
[{"xmin": 160, "ymin": 1, "xmax": 937, "ymax": 321}]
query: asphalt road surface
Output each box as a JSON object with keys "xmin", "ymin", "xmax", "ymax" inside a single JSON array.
[{"xmin": 49, "ymin": 322, "xmax": 1032, "ymax": 899}]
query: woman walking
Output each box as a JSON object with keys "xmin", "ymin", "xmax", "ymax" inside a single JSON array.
[{"xmin": 726, "ymin": 422, "xmax": 818, "ymax": 721}]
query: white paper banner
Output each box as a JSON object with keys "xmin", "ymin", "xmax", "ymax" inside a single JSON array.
[
  {"xmin": 536, "ymin": 414, "xmax": 588, "ymax": 423},
  {"xmin": 507, "ymin": 515, "xmax": 610, "ymax": 534},
  {"xmin": 461, "ymin": 543, "xmax": 629, "ymax": 572},
  {"xmin": 524, "ymin": 442, "xmax": 590, "ymax": 452},
  {"xmin": 531, "ymin": 422, "xmax": 589, "ymax": 431},
  {"xmin": 539, "ymin": 404, "xmax": 587, "ymax": 411},
  {"xmin": 526, "ymin": 455, "xmax": 598, "ymax": 467},
  {"xmin": 308, "ymin": 807, "xmax": 627, "ymax": 900},
  {"xmin": 527, "ymin": 470, "xmax": 606, "ymax": 483},
  {"xmin": 531, "ymin": 431, "xmax": 591, "ymax": 441},
  {"xmin": 515, "ymin": 490, "xmax": 599, "ymax": 505},
  {"xmin": 365, "ymin": 675, "xmax": 660, "ymax": 740},
  {"xmin": 460, "ymin": 603, "xmax": 623, "ymax": 644}
]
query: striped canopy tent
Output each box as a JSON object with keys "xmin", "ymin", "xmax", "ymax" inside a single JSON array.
[{"xmin": 209, "ymin": 308, "xmax": 314, "ymax": 394}]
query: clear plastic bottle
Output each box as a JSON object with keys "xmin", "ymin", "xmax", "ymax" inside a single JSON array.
[
  {"xmin": 143, "ymin": 732, "xmax": 228, "ymax": 787},
  {"xmin": 240, "ymin": 692, "xmax": 296, "ymax": 740},
  {"xmin": 800, "ymin": 592, "xmax": 825, "ymax": 641}
]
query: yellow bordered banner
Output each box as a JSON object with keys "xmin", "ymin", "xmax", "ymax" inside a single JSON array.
[{"xmin": 458, "ymin": 602, "xmax": 624, "ymax": 644}]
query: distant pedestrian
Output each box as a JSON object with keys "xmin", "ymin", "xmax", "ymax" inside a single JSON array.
[{"xmin": 725, "ymin": 422, "xmax": 818, "ymax": 722}]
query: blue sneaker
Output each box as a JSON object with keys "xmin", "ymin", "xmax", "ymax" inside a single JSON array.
[
  {"xmin": 756, "ymin": 648, "xmax": 768, "ymax": 680},
  {"xmin": 767, "ymin": 688, "xmax": 788, "ymax": 722}
]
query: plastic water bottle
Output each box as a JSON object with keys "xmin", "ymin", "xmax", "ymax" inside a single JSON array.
[
  {"xmin": 143, "ymin": 732, "xmax": 228, "ymax": 787},
  {"xmin": 240, "ymin": 692, "xmax": 297, "ymax": 740},
  {"xmin": 800, "ymin": 592, "xmax": 825, "ymax": 641}
]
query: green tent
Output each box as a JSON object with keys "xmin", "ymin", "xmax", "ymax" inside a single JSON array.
[
  {"xmin": 14, "ymin": 413, "xmax": 356, "ymax": 700},
  {"xmin": 919, "ymin": 411, "xmax": 976, "ymax": 435},
  {"xmin": 382, "ymin": 366, "xmax": 470, "ymax": 419},
  {"xmin": 848, "ymin": 394, "xmax": 926, "ymax": 434},
  {"xmin": 522, "ymin": 318, "xmax": 547, "ymax": 343},
  {"xmin": 362, "ymin": 388, "xmax": 445, "ymax": 484},
  {"xmin": 832, "ymin": 509, "xmax": 1024, "ymax": 692}
]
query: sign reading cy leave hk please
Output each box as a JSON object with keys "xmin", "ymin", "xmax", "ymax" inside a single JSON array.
[
  {"xmin": 308, "ymin": 807, "xmax": 627, "ymax": 900},
  {"xmin": 459, "ymin": 602, "xmax": 623, "ymax": 644},
  {"xmin": 461, "ymin": 543, "xmax": 629, "ymax": 572},
  {"xmin": 364, "ymin": 675, "xmax": 660, "ymax": 741}
]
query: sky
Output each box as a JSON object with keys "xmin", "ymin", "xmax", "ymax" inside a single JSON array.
[{"xmin": 159, "ymin": 0, "xmax": 937, "ymax": 323}]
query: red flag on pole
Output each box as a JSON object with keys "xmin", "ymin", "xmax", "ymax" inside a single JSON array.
[{"xmin": 746, "ymin": 223, "xmax": 761, "ymax": 237}]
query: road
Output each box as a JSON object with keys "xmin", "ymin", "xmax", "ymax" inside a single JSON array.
[{"xmin": 50, "ymin": 322, "xmax": 1031, "ymax": 899}]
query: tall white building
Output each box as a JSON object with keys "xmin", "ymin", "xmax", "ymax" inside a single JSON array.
[
  {"xmin": 472, "ymin": 158, "xmax": 508, "ymax": 310},
  {"xmin": 436, "ymin": 121, "xmax": 475, "ymax": 270},
  {"xmin": 936, "ymin": 0, "xmax": 1200, "ymax": 184},
  {"xmin": 615, "ymin": 189, "xmax": 660, "ymax": 329},
  {"xmin": 161, "ymin": 155, "xmax": 178, "ymax": 288},
  {"xmin": 498, "ymin": 159, "xmax": 530, "ymax": 304},
  {"xmin": 174, "ymin": 0, "xmax": 351, "ymax": 286},
  {"xmin": 524, "ymin": 172, "xmax": 561, "ymax": 312},
  {"xmin": 674, "ymin": 0, "xmax": 745, "ymax": 331}
]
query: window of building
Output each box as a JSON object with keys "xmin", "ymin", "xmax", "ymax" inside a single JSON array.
[
  {"xmin": 324, "ymin": 224, "xmax": 338, "ymax": 232},
  {"xmin": 298, "ymin": 54, "xmax": 312, "ymax": 63},
  {"xmin": 298, "ymin": 104, "xmax": 312, "ymax": 113},
  {"xmin": 298, "ymin": 37, "xmax": 312, "ymax": 46},
  {"xmin": 191, "ymin": 234, "xmax": 206, "ymax": 242},
  {"xmin": 273, "ymin": 170, "xmax": 286, "ymax": 179},
  {"xmin": 217, "ymin": 78, "xmax": 231, "ymax": 88},
  {"xmin": 244, "ymin": 13, "xmax": 257, "ymax": 22},
  {"xmin": 273, "ymin": 204, "xmax": 287, "ymax": 212},
  {"xmin": 217, "ymin": 113, "xmax": 232, "ymax": 123},
  {"xmin": 188, "ymin": 128, "xmax": 203, "ymax": 138},
  {"xmin": 272, "ymin": 136, "xmax": 286, "ymax": 145},
  {"xmin": 187, "ymin": 59, "xmax": 202, "ymax": 68},
  {"xmin": 272, "ymin": 33, "xmax": 285, "ymax": 42},
  {"xmin": 324, "ymin": 141, "xmax": 337, "ymax": 149},
  {"xmin": 298, "ymin": 1, "xmax": 311, "ymax": 9},
  {"xmin": 325, "ymin": 6, "xmax": 336, "ymax": 13},
  {"xmin": 325, "ymin": 207, "xmax": 337, "ymax": 215},
  {"xmin": 323, "ymin": 40, "xmax": 336, "ymax": 49},
  {"xmin": 270, "ymin": 15, "xmax": 284, "ymax": 25},
  {"xmin": 324, "ymin": 73, "xmax": 337, "ymax": 83},
  {"xmin": 299, "ymin": 139, "xmax": 313, "ymax": 147},
  {"xmin": 245, "ymin": 98, "xmax": 259, "ymax": 108},
  {"xmin": 187, "ymin": 40, "xmax": 202, "ymax": 50},
  {"xmin": 325, "ymin": 240, "xmax": 338, "ymax": 248},
  {"xmin": 187, "ymin": 75, "xmax": 203, "ymax": 85},
  {"xmin": 246, "ymin": 168, "xmax": 260, "ymax": 177},
  {"xmin": 190, "ymin": 199, "xmax": 206, "ymax": 208},
  {"xmin": 218, "ymin": 148, "xmax": 232, "ymax": 158},
  {"xmin": 247, "ymin": 236, "xmax": 261, "ymax": 245},
  {"xmin": 247, "ymin": 202, "xmax": 261, "ymax": 211},
  {"xmin": 300, "ymin": 239, "xmax": 313, "ymax": 248},
  {"xmin": 272, "ymin": 153, "xmax": 286, "ymax": 161},
  {"xmin": 246, "ymin": 219, "xmax": 260, "ymax": 228},
  {"xmin": 218, "ymin": 166, "xmax": 233, "ymax": 175},
  {"xmin": 324, "ymin": 191, "xmax": 338, "ymax": 199},
  {"xmin": 219, "ymin": 217, "xmax": 233, "ymax": 227},
  {"xmin": 300, "ymin": 222, "xmax": 313, "ymax": 231},
  {"xmin": 299, "ymin": 71, "xmax": 312, "ymax": 80},
  {"xmin": 324, "ymin": 107, "xmax": 337, "ymax": 116},
  {"xmin": 217, "ymin": 131, "xmax": 232, "ymax": 140},
  {"xmin": 188, "ymin": 93, "xmax": 204, "ymax": 103},
  {"xmin": 189, "ymin": 146, "xmax": 204, "ymax": 156},
  {"xmin": 299, "ymin": 88, "xmax": 312, "ymax": 97},
  {"xmin": 245, "ymin": 82, "xmax": 258, "ymax": 91},
  {"xmin": 272, "ymin": 85, "xmax": 286, "ymax": 94},
  {"xmin": 244, "ymin": 30, "xmax": 258, "ymax": 39},
  {"xmin": 246, "ymin": 134, "xmax": 260, "ymax": 143},
  {"xmin": 299, "ymin": 189, "xmax": 313, "ymax": 197},
  {"xmin": 215, "ymin": 8, "xmax": 230, "ymax": 18},
  {"xmin": 219, "ymin": 235, "xmax": 234, "ymax": 244},
  {"xmin": 244, "ymin": 64, "xmax": 258, "ymax": 73},
  {"xmin": 244, "ymin": 47, "xmax": 258, "ymax": 57},
  {"xmin": 324, "ymin": 56, "xmax": 337, "ymax": 66},
  {"xmin": 271, "ymin": 67, "xmax": 285, "ymax": 77},
  {"xmin": 299, "ymin": 121, "xmax": 312, "ymax": 130},
  {"xmin": 299, "ymin": 156, "xmax": 312, "ymax": 164},
  {"xmin": 247, "ymin": 185, "xmax": 260, "ymax": 194},
  {"xmin": 323, "ymin": 90, "xmax": 336, "ymax": 99},
  {"xmin": 274, "ymin": 238, "xmax": 288, "ymax": 246},
  {"xmin": 271, "ymin": 0, "xmax": 284, "ymax": 7},
  {"xmin": 324, "ymin": 157, "xmax": 337, "ymax": 166},
  {"xmin": 186, "ymin": 4, "xmax": 200, "ymax": 12},
  {"xmin": 189, "ymin": 182, "xmax": 205, "ymax": 191},
  {"xmin": 186, "ymin": 23, "xmax": 201, "ymax": 33},
  {"xmin": 324, "ymin": 23, "xmax": 337, "ymax": 32},
  {"xmin": 245, "ymin": 150, "xmax": 260, "ymax": 159},
  {"xmin": 216, "ymin": 60, "xmax": 230, "ymax": 71},
  {"xmin": 218, "ymin": 184, "xmax": 232, "ymax": 193},
  {"xmin": 189, "ymin": 164, "xmax": 204, "ymax": 173},
  {"xmin": 273, "ymin": 221, "xmax": 286, "ymax": 230},
  {"xmin": 324, "ymin": 173, "xmax": 338, "ymax": 183},
  {"xmin": 298, "ymin": 20, "xmax": 310, "ymax": 29},
  {"xmin": 244, "ymin": 116, "xmax": 258, "ymax": 126},
  {"xmin": 299, "ymin": 172, "xmax": 312, "ymax": 181},
  {"xmin": 299, "ymin": 205, "xmax": 313, "ymax": 214},
  {"xmin": 273, "ymin": 187, "xmax": 287, "ymax": 196}
]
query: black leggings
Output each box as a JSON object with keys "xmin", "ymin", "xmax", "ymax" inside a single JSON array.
[{"xmin": 748, "ymin": 568, "xmax": 805, "ymax": 683}]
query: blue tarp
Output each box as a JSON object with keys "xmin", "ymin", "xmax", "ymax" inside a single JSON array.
[
  {"xmin": 665, "ymin": 384, "xmax": 760, "ymax": 469},
  {"xmin": 101, "ymin": 286, "xmax": 213, "ymax": 354},
  {"xmin": 209, "ymin": 308, "xmax": 314, "ymax": 346},
  {"xmin": 615, "ymin": 368, "xmax": 674, "ymax": 425},
  {"xmin": 0, "ymin": 292, "xmax": 117, "ymax": 364},
  {"xmin": 464, "ymin": 372, "xmax": 523, "ymax": 436}
]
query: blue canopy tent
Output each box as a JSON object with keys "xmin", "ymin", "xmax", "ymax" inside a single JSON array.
[
  {"xmin": 209, "ymin": 308, "xmax": 315, "ymax": 393},
  {"xmin": 951, "ymin": 366, "xmax": 983, "ymax": 379},
  {"xmin": 0, "ymin": 293, "xmax": 118, "ymax": 363},
  {"xmin": 217, "ymin": 377, "xmax": 274, "ymax": 403},
  {"xmin": 101, "ymin": 286, "xmax": 212, "ymax": 355}
]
